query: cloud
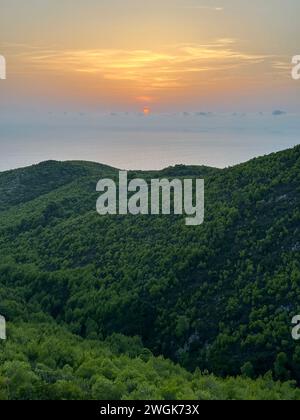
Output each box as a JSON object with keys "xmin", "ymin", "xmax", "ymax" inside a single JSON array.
[
  {"xmin": 181, "ymin": 6, "xmax": 224, "ymax": 12},
  {"xmin": 13, "ymin": 39, "xmax": 270, "ymax": 91},
  {"xmin": 195, "ymin": 112, "xmax": 212, "ymax": 116},
  {"xmin": 272, "ymin": 110, "xmax": 286, "ymax": 116}
]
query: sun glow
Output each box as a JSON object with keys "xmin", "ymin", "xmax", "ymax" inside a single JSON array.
[{"xmin": 5, "ymin": 38, "xmax": 280, "ymax": 108}]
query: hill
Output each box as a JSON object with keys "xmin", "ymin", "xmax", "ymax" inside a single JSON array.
[
  {"xmin": 0, "ymin": 146, "xmax": 299, "ymax": 397},
  {"xmin": 1, "ymin": 321, "xmax": 299, "ymax": 400}
]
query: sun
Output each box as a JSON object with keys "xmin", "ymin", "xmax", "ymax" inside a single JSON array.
[{"xmin": 143, "ymin": 106, "xmax": 150, "ymax": 116}]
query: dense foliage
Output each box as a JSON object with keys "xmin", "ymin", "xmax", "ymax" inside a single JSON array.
[
  {"xmin": 0, "ymin": 146, "xmax": 300, "ymax": 399},
  {"xmin": 1, "ymin": 322, "xmax": 299, "ymax": 400}
]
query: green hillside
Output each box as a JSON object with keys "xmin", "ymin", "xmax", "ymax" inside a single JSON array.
[
  {"xmin": 1, "ymin": 321, "xmax": 299, "ymax": 400},
  {"xmin": 0, "ymin": 145, "xmax": 300, "ymax": 399}
]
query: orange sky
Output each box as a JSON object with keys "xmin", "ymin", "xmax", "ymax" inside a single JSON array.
[{"xmin": 1, "ymin": 0, "xmax": 300, "ymax": 111}]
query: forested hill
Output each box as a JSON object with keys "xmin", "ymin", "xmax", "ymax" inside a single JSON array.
[{"xmin": 0, "ymin": 145, "xmax": 300, "ymax": 392}]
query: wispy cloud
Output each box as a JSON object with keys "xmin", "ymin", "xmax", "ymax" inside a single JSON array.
[
  {"xmin": 181, "ymin": 6, "xmax": 224, "ymax": 11},
  {"xmin": 10, "ymin": 39, "xmax": 271, "ymax": 91}
]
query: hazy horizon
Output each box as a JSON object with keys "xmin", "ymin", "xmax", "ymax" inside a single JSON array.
[{"xmin": 0, "ymin": 111, "xmax": 299, "ymax": 172}]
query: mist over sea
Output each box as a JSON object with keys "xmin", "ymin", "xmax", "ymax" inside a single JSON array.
[{"xmin": 0, "ymin": 112, "xmax": 299, "ymax": 171}]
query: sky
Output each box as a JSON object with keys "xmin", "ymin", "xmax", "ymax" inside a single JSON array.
[{"xmin": 0, "ymin": 0, "xmax": 300, "ymax": 170}]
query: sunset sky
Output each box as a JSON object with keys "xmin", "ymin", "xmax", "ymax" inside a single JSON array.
[{"xmin": 0, "ymin": 0, "xmax": 300, "ymax": 170}]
